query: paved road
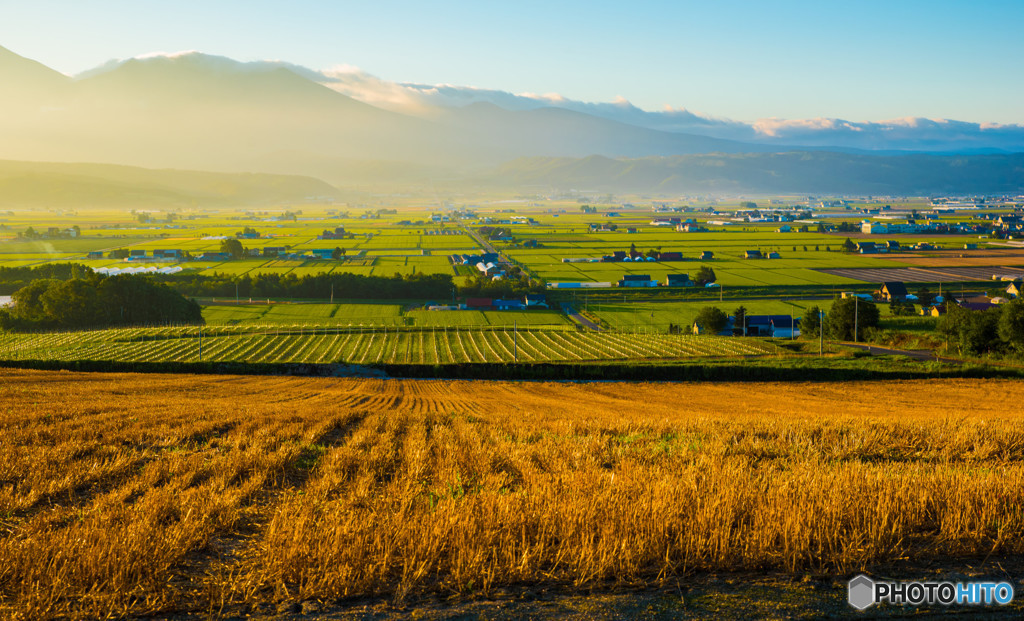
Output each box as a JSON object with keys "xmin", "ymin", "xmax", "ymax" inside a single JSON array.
[
  {"xmin": 561, "ymin": 303, "xmax": 602, "ymax": 331},
  {"xmin": 460, "ymin": 222, "xmax": 501, "ymax": 257}
]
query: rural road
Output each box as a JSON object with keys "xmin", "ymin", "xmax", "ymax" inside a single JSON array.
[
  {"xmin": 561, "ymin": 303, "xmax": 602, "ymax": 331},
  {"xmin": 459, "ymin": 221, "xmax": 501, "ymax": 257}
]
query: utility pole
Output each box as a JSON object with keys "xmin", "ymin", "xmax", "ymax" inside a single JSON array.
[
  {"xmin": 514, "ymin": 321, "xmax": 518, "ymax": 363},
  {"xmin": 235, "ymin": 282, "xmax": 239, "ymax": 305},
  {"xmin": 819, "ymin": 309, "xmax": 823, "ymax": 356},
  {"xmin": 330, "ymin": 283, "xmax": 334, "ymax": 304},
  {"xmin": 854, "ymin": 295, "xmax": 859, "ymax": 343},
  {"xmin": 199, "ymin": 326, "xmax": 202, "ymax": 362}
]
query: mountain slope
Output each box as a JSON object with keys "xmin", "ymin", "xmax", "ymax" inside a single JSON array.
[{"xmin": 0, "ymin": 160, "xmax": 342, "ymax": 207}]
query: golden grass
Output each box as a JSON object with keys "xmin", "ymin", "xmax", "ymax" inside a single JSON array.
[{"xmin": 1, "ymin": 370, "xmax": 1023, "ymax": 617}]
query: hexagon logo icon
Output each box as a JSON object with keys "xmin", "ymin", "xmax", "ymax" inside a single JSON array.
[{"xmin": 848, "ymin": 574, "xmax": 875, "ymax": 610}]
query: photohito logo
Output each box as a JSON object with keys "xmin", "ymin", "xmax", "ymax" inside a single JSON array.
[{"xmin": 848, "ymin": 574, "xmax": 1014, "ymax": 610}]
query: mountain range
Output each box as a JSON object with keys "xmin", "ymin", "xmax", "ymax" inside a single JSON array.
[{"xmin": 1, "ymin": 45, "xmax": 1023, "ymax": 195}]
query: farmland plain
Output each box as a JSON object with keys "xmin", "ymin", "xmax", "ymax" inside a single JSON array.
[
  {"xmin": 1, "ymin": 195, "xmax": 1012, "ymax": 288},
  {"xmin": 2, "ymin": 370, "xmax": 1023, "ymax": 618}
]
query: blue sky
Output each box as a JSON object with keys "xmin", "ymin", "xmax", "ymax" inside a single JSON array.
[{"xmin": 2, "ymin": 0, "xmax": 1022, "ymax": 123}]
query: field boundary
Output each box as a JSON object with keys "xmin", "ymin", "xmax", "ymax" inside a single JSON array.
[{"xmin": 1, "ymin": 356, "xmax": 1021, "ymax": 382}]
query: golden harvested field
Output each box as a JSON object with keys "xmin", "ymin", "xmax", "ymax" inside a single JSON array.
[{"xmin": 2, "ymin": 370, "xmax": 1024, "ymax": 618}]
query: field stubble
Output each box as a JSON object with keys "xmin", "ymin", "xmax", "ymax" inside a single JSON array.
[{"xmin": 1, "ymin": 371, "xmax": 1023, "ymax": 618}]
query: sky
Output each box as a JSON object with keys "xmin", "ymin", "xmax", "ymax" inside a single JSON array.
[{"xmin": 2, "ymin": 0, "xmax": 1022, "ymax": 124}]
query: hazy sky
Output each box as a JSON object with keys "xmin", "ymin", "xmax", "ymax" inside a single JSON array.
[{"xmin": 2, "ymin": 0, "xmax": 1022, "ymax": 123}]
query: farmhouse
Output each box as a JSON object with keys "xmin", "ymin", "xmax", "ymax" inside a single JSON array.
[
  {"xmin": 744, "ymin": 250, "xmax": 762, "ymax": 259},
  {"xmin": 618, "ymin": 274, "xmax": 657, "ymax": 287},
  {"xmin": 309, "ymin": 248, "xmax": 334, "ymax": 259},
  {"xmin": 466, "ymin": 298, "xmax": 493, "ymax": 310},
  {"xmin": 524, "ymin": 294, "xmax": 548, "ymax": 308},
  {"xmin": 1007, "ymin": 281, "xmax": 1024, "ymax": 298},
  {"xmin": 659, "ymin": 251, "xmax": 683, "ymax": 261},
  {"xmin": 87, "ymin": 251, "xmax": 104, "ymax": 259},
  {"xmin": 152, "ymin": 249, "xmax": 183, "ymax": 261},
  {"xmin": 767, "ymin": 251, "xmax": 781, "ymax": 259},
  {"xmin": 743, "ymin": 315, "xmax": 800, "ymax": 337},
  {"xmin": 856, "ymin": 241, "xmax": 879, "ymax": 254},
  {"xmin": 318, "ymin": 226, "xmax": 347, "ymax": 240},
  {"xmin": 494, "ymin": 299, "xmax": 524, "ymax": 310},
  {"xmin": 263, "ymin": 247, "xmax": 287, "ymax": 257},
  {"xmin": 861, "ymin": 221, "xmax": 887, "ymax": 234},
  {"xmin": 664, "ymin": 274, "xmax": 694, "ymax": 287},
  {"xmin": 880, "ymin": 281, "xmax": 909, "ymax": 301},
  {"xmin": 699, "ymin": 251, "xmax": 714, "ymax": 260}
]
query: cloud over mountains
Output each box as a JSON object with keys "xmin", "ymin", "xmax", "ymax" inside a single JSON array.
[{"xmin": 68, "ymin": 50, "xmax": 1024, "ymax": 154}]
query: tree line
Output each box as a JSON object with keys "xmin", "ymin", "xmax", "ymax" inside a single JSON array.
[
  {"xmin": 0, "ymin": 274, "xmax": 203, "ymax": 331},
  {"xmin": 692, "ymin": 295, "xmax": 1024, "ymax": 356}
]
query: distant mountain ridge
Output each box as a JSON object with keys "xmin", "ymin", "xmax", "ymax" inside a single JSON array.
[
  {"xmin": 490, "ymin": 153, "xmax": 1024, "ymax": 195},
  {"xmin": 1, "ymin": 45, "xmax": 1023, "ymax": 194}
]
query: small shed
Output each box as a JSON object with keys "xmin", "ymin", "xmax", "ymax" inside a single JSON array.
[
  {"xmin": 744, "ymin": 250, "xmax": 762, "ymax": 259},
  {"xmin": 699, "ymin": 251, "xmax": 714, "ymax": 260}
]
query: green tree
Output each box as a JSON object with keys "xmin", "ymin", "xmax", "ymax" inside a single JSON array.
[
  {"xmin": 823, "ymin": 296, "xmax": 879, "ymax": 341},
  {"xmin": 940, "ymin": 304, "xmax": 1001, "ymax": 355},
  {"xmin": 40, "ymin": 279, "xmax": 104, "ymax": 327},
  {"xmin": 695, "ymin": 265, "xmax": 716, "ymax": 285},
  {"xmin": 889, "ymin": 298, "xmax": 915, "ymax": 316},
  {"xmin": 841, "ymin": 237, "xmax": 857, "ymax": 253},
  {"xmin": 801, "ymin": 305, "xmax": 822, "ymax": 338},
  {"xmin": 733, "ymin": 305, "xmax": 747, "ymax": 331},
  {"xmin": 220, "ymin": 238, "xmax": 245, "ymax": 259},
  {"xmin": 916, "ymin": 286, "xmax": 935, "ymax": 308},
  {"xmin": 331, "ymin": 247, "xmax": 347, "ymax": 260},
  {"xmin": 997, "ymin": 298, "xmax": 1024, "ymax": 352},
  {"xmin": 694, "ymin": 306, "xmax": 728, "ymax": 334}
]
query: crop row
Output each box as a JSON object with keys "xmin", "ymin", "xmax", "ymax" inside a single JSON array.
[{"xmin": 0, "ymin": 328, "xmax": 777, "ymax": 364}]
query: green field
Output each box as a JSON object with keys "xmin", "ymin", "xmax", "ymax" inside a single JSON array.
[{"xmin": 202, "ymin": 303, "xmax": 406, "ymax": 326}]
